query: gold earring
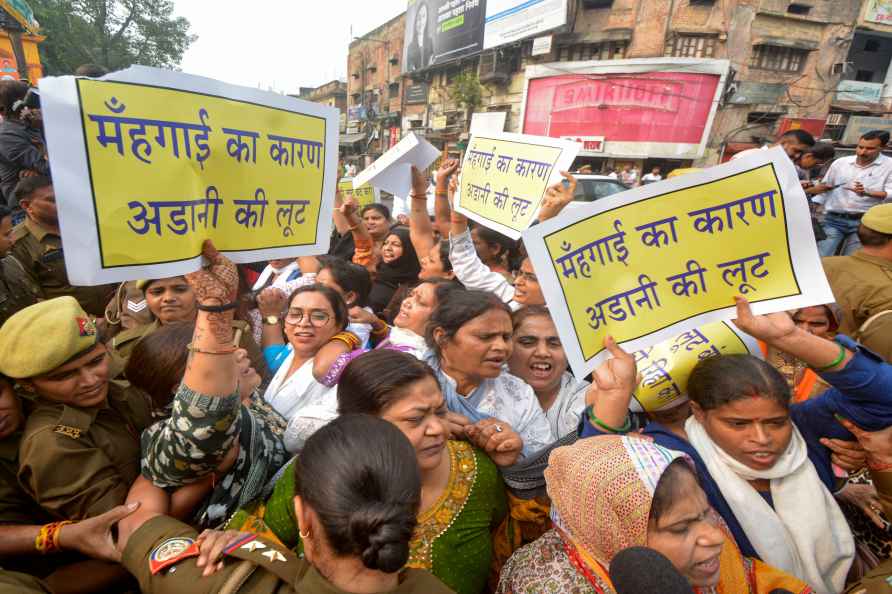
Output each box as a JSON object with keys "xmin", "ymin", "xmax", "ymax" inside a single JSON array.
[{"xmin": 299, "ymin": 529, "xmax": 310, "ymax": 539}]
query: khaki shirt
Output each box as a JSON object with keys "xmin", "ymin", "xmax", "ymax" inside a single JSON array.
[
  {"xmin": 123, "ymin": 515, "xmax": 454, "ymax": 594},
  {"xmin": 0, "ymin": 431, "xmax": 49, "ymax": 525},
  {"xmin": 823, "ymin": 251, "xmax": 892, "ymax": 361},
  {"xmin": 17, "ymin": 382, "xmax": 152, "ymax": 520},
  {"xmin": 9, "ymin": 218, "xmax": 116, "ymax": 317},
  {"xmin": 0, "ymin": 256, "xmax": 41, "ymax": 327},
  {"xmin": 109, "ymin": 319, "xmax": 268, "ymax": 379}
]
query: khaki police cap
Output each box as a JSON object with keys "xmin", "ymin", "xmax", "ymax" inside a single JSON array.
[
  {"xmin": 862, "ymin": 203, "xmax": 892, "ymax": 234},
  {"xmin": 0, "ymin": 296, "xmax": 98, "ymax": 378}
]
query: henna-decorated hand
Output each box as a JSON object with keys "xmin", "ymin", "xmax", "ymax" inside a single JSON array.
[{"xmin": 186, "ymin": 240, "xmax": 238, "ymax": 306}]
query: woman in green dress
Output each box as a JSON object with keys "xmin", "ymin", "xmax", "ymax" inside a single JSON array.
[{"xmin": 229, "ymin": 349, "xmax": 507, "ymax": 594}]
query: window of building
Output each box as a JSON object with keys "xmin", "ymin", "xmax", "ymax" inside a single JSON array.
[
  {"xmin": 787, "ymin": 3, "xmax": 810, "ymax": 15},
  {"xmin": 689, "ymin": 0, "xmax": 715, "ymax": 5},
  {"xmin": 865, "ymin": 39, "xmax": 881, "ymax": 52},
  {"xmin": 389, "ymin": 82, "xmax": 400, "ymax": 98},
  {"xmin": 856, "ymin": 69, "xmax": 875, "ymax": 82},
  {"xmin": 747, "ymin": 112, "xmax": 782, "ymax": 125},
  {"xmin": 750, "ymin": 45, "xmax": 808, "ymax": 73},
  {"xmin": 557, "ymin": 40, "xmax": 628, "ymax": 62},
  {"xmin": 666, "ymin": 34, "xmax": 717, "ymax": 58},
  {"xmin": 582, "ymin": 0, "xmax": 613, "ymax": 7}
]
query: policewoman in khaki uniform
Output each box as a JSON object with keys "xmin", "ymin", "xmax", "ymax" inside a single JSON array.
[
  {"xmin": 9, "ymin": 176, "xmax": 115, "ymax": 317},
  {"xmin": 109, "ymin": 276, "xmax": 266, "ymax": 379},
  {"xmin": 0, "ymin": 296, "xmax": 152, "ymax": 520},
  {"xmin": 119, "ymin": 416, "xmax": 453, "ymax": 594}
]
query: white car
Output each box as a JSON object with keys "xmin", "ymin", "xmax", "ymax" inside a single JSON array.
[{"xmin": 567, "ymin": 174, "xmax": 629, "ymax": 206}]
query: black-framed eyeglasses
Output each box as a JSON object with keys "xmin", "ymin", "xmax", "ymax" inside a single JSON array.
[{"xmin": 284, "ymin": 308, "xmax": 331, "ymax": 327}]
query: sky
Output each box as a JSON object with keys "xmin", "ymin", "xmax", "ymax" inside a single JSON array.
[{"xmin": 175, "ymin": 0, "xmax": 408, "ymax": 94}]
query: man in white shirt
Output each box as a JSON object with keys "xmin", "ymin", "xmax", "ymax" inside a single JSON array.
[
  {"xmin": 640, "ymin": 166, "xmax": 662, "ymax": 185},
  {"xmin": 811, "ymin": 130, "xmax": 892, "ymax": 256},
  {"xmin": 618, "ymin": 164, "xmax": 639, "ymax": 187}
]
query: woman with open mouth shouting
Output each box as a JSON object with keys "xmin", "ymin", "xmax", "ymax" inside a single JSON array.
[
  {"xmin": 498, "ymin": 435, "xmax": 813, "ymax": 594},
  {"xmin": 424, "ymin": 288, "xmax": 553, "ymax": 465},
  {"xmin": 580, "ymin": 297, "xmax": 892, "ymax": 593},
  {"xmin": 508, "ymin": 305, "xmax": 589, "ymax": 441}
]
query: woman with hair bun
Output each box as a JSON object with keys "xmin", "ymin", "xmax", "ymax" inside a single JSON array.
[
  {"xmin": 117, "ymin": 414, "xmax": 454, "ymax": 594},
  {"xmin": 229, "ymin": 349, "xmax": 506, "ymax": 594}
]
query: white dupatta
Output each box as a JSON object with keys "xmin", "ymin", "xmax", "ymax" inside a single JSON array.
[{"xmin": 685, "ymin": 417, "xmax": 853, "ymax": 594}]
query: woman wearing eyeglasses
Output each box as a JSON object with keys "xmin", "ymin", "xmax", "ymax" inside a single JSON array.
[{"xmin": 261, "ymin": 284, "xmax": 349, "ymax": 452}]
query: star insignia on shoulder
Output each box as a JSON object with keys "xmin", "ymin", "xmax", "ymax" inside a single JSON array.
[
  {"xmin": 261, "ymin": 549, "xmax": 286, "ymax": 563},
  {"xmin": 241, "ymin": 540, "xmax": 267, "ymax": 552}
]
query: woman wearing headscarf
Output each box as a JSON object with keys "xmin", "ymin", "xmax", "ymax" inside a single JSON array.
[
  {"xmin": 580, "ymin": 297, "xmax": 892, "ymax": 593},
  {"xmin": 369, "ymin": 225, "xmax": 422, "ymax": 316},
  {"xmin": 497, "ymin": 435, "xmax": 813, "ymax": 593}
]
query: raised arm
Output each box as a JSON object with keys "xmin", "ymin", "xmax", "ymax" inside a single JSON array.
[
  {"xmin": 447, "ymin": 172, "xmax": 516, "ymax": 303},
  {"xmin": 411, "ymin": 160, "xmax": 458, "ymax": 258},
  {"xmin": 434, "ymin": 160, "xmax": 457, "ymax": 237},
  {"xmin": 732, "ymin": 296, "xmax": 853, "ymax": 372},
  {"xmin": 182, "ymin": 240, "xmax": 240, "ymax": 396},
  {"xmin": 408, "ymin": 165, "xmax": 436, "ymax": 258},
  {"xmin": 340, "ymin": 197, "xmax": 376, "ymax": 273},
  {"xmin": 331, "ymin": 183, "xmax": 351, "ymax": 236},
  {"xmin": 579, "ymin": 336, "xmax": 638, "ymax": 438}
]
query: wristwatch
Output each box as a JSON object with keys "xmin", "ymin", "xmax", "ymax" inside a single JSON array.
[{"xmin": 263, "ymin": 315, "xmax": 280, "ymax": 325}]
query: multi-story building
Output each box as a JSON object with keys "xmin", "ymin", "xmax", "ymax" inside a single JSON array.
[
  {"xmin": 304, "ymin": 80, "xmax": 348, "ymax": 133},
  {"xmin": 346, "ymin": 13, "xmax": 406, "ymax": 165},
  {"xmin": 394, "ymin": 0, "xmax": 890, "ymax": 171}
]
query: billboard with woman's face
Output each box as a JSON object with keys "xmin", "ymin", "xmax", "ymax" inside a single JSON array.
[{"xmin": 402, "ymin": 0, "xmax": 486, "ymax": 74}]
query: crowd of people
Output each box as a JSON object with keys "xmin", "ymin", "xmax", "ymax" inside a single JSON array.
[{"xmin": 0, "ymin": 68, "xmax": 891, "ymax": 593}]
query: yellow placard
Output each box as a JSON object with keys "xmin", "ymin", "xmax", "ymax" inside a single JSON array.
[
  {"xmin": 77, "ymin": 78, "xmax": 328, "ymax": 268},
  {"xmin": 543, "ymin": 163, "xmax": 798, "ymax": 361},
  {"xmin": 339, "ymin": 179, "xmax": 377, "ymax": 208},
  {"xmin": 455, "ymin": 133, "xmax": 577, "ymax": 239},
  {"xmin": 630, "ymin": 322, "xmax": 753, "ymax": 412}
]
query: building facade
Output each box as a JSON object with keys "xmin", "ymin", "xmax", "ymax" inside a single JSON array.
[
  {"xmin": 384, "ymin": 0, "xmax": 890, "ymax": 172},
  {"xmin": 346, "ymin": 12, "xmax": 406, "ymax": 165}
]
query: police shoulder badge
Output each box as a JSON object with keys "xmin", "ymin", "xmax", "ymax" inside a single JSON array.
[
  {"xmin": 149, "ymin": 537, "xmax": 200, "ymax": 575},
  {"xmin": 75, "ymin": 316, "xmax": 97, "ymax": 338}
]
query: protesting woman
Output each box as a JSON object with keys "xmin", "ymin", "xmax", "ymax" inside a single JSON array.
[
  {"xmin": 261, "ymin": 284, "xmax": 349, "ymax": 452},
  {"xmin": 118, "ymin": 415, "xmax": 453, "ymax": 594},
  {"xmin": 425, "ymin": 289, "xmax": 553, "ymax": 462},
  {"xmin": 581, "ymin": 297, "xmax": 892, "ymax": 593},
  {"xmin": 497, "ymin": 435, "xmax": 813, "ymax": 593},
  {"xmin": 107, "ymin": 275, "xmax": 265, "ymax": 377},
  {"xmin": 318, "ymin": 278, "xmax": 458, "ymax": 386},
  {"xmin": 126, "ymin": 321, "xmax": 288, "ymax": 527},
  {"xmin": 231, "ymin": 349, "xmax": 506, "ymax": 594},
  {"xmin": 508, "ymin": 305, "xmax": 589, "ymax": 440}
]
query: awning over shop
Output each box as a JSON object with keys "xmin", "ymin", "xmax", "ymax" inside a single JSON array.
[{"xmin": 339, "ymin": 133, "xmax": 366, "ymax": 147}]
